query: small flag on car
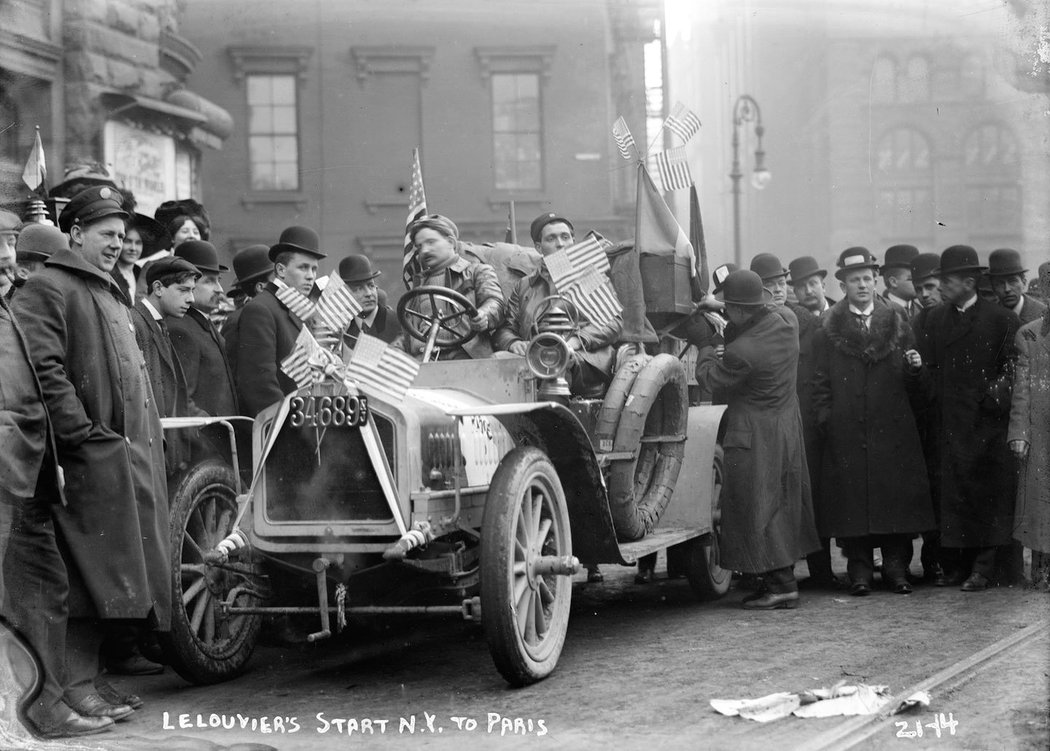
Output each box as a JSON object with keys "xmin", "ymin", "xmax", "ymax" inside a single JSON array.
[
  {"xmin": 565, "ymin": 269, "xmax": 623, "ymax": 327},
  {"xmin": 611, "ymin": 116, "xmax": 637, "ymax": 161},
  {"xmin": 346, "ymin": 334, "xmax": 421, "ymax": 404},
  {"xmin": 664, "ymin": 102, "xmax": 702, "ymax": 144},
  {"xmin": 314, "ymin": 272, "xmax": 362, "ymax": 333},
  {"xmin": 654, "ymin": 146, "xmax": 694, "ymax": 193},
  {"xmin": 402, "ymin": 147, "xmax": 428, "ymax": 288},
  {"xmin": 275, "ymin": 285, "xmax": 316, "ymax": 322},
  {"xmin": 281, "ymin": 327, "xmax": 324, "ymax": 390}
]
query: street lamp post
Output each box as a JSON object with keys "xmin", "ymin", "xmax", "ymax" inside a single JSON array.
[{"xmin": 729, "ymin": 94, "xmax": 772, "ymax": 267}]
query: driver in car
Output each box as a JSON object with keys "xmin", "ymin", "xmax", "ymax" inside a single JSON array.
[{"xmin": 399, "ymin": 214, "xmax": 504, "ymax": 360}]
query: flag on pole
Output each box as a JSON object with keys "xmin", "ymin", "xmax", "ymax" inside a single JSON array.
[
  {"xmin": 688, "ymin": 184, "xmax": 709, "ymax": 299},
  {"xmin": 314, "ymin": 272, "xmax": 363, "ymax": 333},
  {"xmin": 21, "ymin": 126, "xmax": 47, "ymax": 194},
  {"xmin": 611, "ymin": 116, "xmax": 637, "ymax": 161},
  {"xmin": 275, "ymin": 285, "xmax": 316, "ymax": 322},
  {"xmin": 281, "ymin": 327, "xmax": 324, "ymax": 389},
  {"xmin": 564, "ymin": 269, "xmax": 623, "ymax": 326},
  {"xmin": 543, "ymin": 235, "xmax": 609, "ymax": 291},
  {"xmin": 653, "ymin": 146, "xmax": 694, "ymax": 193},
  {"xmin": 402, "ymin": 148, "xmax": 428, "ymax": 288},
  {"xmin": 664, "ymin": 102, "xmax": 702, "ymax": 144},
  {"xmin": 635, "ymin": 164, "xmax": 696, "ymax": 279},
  {"xmin": 346, "ymin": 334, "xmax": 421, "ymax": 403},
  {"xmin": 504, "ymin": 200, "xmax": 517, "ymax": 244}
]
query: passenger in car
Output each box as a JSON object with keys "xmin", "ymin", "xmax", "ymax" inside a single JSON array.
[{"xmin": 337, "ymin": 254, "xmax": 401, "ymax": 352}]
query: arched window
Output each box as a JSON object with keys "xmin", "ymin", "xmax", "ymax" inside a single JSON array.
[
  {"xmin": 898, "ymin": 56, "xmax": 930, "ymax": 102},
  {"xmin": 871, "ymin": 55, "xmax": 896, "ymax": 103},
  {"xmin": 874, "ymin": 127, "xmax": 934, "ymax": 245},
  {"xmin": 963, "ymin": 123, "xmax": 1021, "ymax": 247}
]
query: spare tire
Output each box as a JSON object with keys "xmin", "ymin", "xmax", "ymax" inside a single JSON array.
[
  {"xmin": 594, "ymin": 354, "xmax": 651, "ymax": 453},
  {"xmin": 607, "ymin": 354, "xmax": 688, "ymax": 541}
]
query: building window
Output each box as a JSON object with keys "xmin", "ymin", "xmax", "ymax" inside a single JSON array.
[
  {"xmin": 871, "ymin": 56, "xmax": 896, "ymax": 103},
  {"xmin": 491, "ymin": 72, "xmax": 542, "ymax": 191},
  {"xmin": 247, "ymin": 74, "xmax": 299, "ymax": 191},
  {"xmin": 898, "ymin": 56, "xmax": 930, "ymax": 102},
  {"xmin": 874, "ymin": 127, "xmax": 934, "ymax": 243},
  {"xmin": 964, "ymin": 123, "xmax": 1021, "ymax": 241}
]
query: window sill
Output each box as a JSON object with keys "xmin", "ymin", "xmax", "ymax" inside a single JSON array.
[
  {"xmin": 241, "ymin": 191, "xmax": 308, "ymax": 211},
  {"xmin": 486, "ymin": 193, "xmax": 547, "ymax": 211}
]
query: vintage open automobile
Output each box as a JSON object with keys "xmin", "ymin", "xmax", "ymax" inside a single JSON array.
[{"xmin": 158, "ymin": 281, "xmax": 729, "ymax": 688}]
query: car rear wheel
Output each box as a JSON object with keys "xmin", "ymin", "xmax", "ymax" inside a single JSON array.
[
  {"xmin": 669, "ymin": 446, "xmax": 731, "ymax": 600},
  {"xmin": 481, "ymin": 447, "xmax": 572, "ymax": 687},
  {"xmin": 159, "ymin": 460, "xmax": 262, "ymax": 684}
]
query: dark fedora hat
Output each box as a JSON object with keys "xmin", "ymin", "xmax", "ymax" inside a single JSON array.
[
  {"xmin": 910, "ymin": 252, "xmax": 940, "ymax": 282},
  {"xmin": 711, "ymin": 262, "xmax": 739, "ymax": 295},
  {"xmin": 338, "ymin": 254, "xmax": 382, "ymax": 284},
  {"xmin": 939, "ymin": 245, "xmax": 987, "ymax": 276},
  {"xmin": 881, "ymin": 244, "xmax": 919, "ymax": 272},
  {"xmin": 529, "ymin": 212, "xmax": 575, "ymax": 243},
  {"xmin": 231, "ymin": 244, "xmax": 273, "ymax": 287},
  {"xmin": 269, "ymin": 225, "xmax": 327, "ymax": 262},
  {"xmin": 16, "ymin": 224, "xmax": 68, "ymax": 262},
  {"xmin": 749, "ymin": 253, "xmax": 788, "ymax": 282},
  {"xmin": 787, "ymin": 256, "xmax": 827, "ymax": 285},
  {"xmin": 987, "ymin": 248, "xmax": 1027, "ymax": 277},
  {"xmin": 175, "ymin": 239, "xmax": 228, "ymax": 273},
  {"xmin": 722, "ymin": 269, "xmax": 772, "ymax": 306},
  {"xmin": 58, "ymin": 186, "xmax": 128, "ymax": 232},
  {"xmin": 834, "ymin": 246, "xmax": 880, "ymax": 280}
]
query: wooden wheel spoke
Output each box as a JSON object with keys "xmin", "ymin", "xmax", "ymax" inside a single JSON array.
[
  {"xmin": 180, "ymin": 562, "xmax": 206, "ymax": 575},
  {"xmin": 203, "ymin": 498, "xmax": 217, "ymax": 537},
  {"xmin": 203, "ymin": 597, "xmax": 216, "ymax": 643},
  {"xmin": 514, "ymin": 537, "xmax": 528, "ymax": 560},
  {"xmin": 182, "ymin": 575, "xmax": 208, "ymax": 606},
  {"xmin": 535, "ymin": 518, "xmax": 553, "ymax": 554},
  {"xmin": 516, "ymin": 589, "xmax": 532, "ymax": 634},
  {"xmin": 531, "ymin": 492, "xmax": 543, "ymax": 540},
  {"xmin": 523, "ymin": 591, "xmax": 538, "ymax": 644},
  {"xmin": 513, "ymin": 572, "xmax": 529, "ymax": 606},
  {"xmin": 216, "ymin": 508, "xmax": 233, "ymax": 537},
  {"xmin": 189, "ymin": 590, "xmax": 212, "ymax": 634},
  {"xmin": 183, "ymin": 532, "xmax": 204, "ymax": 560},
  {"xmin": 537, "ymin": 577, "xmax": 555, "ymax": 607},
  {"xmin": 532, "ymin": 591, "xmax": 548, "ymax": 639}
]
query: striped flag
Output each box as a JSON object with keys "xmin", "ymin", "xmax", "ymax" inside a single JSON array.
[
  {"xmin": 664, "ymin": 102, "xmax": 702, "ymax": 144},
  {"xmin": 314, "ymin": 272, "xmax": 362, "ymax": 333},
  {"xmin": 275, "ymin": 285, "xmax": 316, "ymax": 322},
  {"xmin": 21, "ymin": 126, "xmax": 47, "ymax": 194},
  {"xmin": 654, "ymin": 146, "xmax": 693, "ymax": 193},
  {"xmin": 281, "ymin": 327, "xmax": 323, "ymax": 390},
  {"xmin": 564, "ymin": 269, "xmax": 622, "ymax": 328},
  {"xmin": 346, "ymin": 334, "xmax": 420, "ymax": 403},
  {"xmin": 611, "ymin": 116, "xmax": 636, "ymax": 161},
  {"xmin": 635, "ymin": 164, "xmax": 696, "ymax": 279},
  {"xmin": 544, "ymin": 235, "xmax": 609, "ymax": 290},
  {"xmin": 402, "ymin": 147, "xmax": 428, "ymax": 288}
]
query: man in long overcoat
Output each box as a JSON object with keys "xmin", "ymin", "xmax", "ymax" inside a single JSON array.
[
  {"xmin": 696, "ymin": 270, "xmax": 821, "ymax": 609},
  {"xmin": 11, "ymin": 186, "xmax": 169, "ymax": 718},
  {"xmin": 916, "ymin": 245, "xmax": 1020, "ymax": 591},
  {"xmin": 812, "ymin": 248, "xmax": 935, "ymax": 596},
  {"xmin": 1008, "ymin": 261, "xmax": 1050, "ymax": 590}
]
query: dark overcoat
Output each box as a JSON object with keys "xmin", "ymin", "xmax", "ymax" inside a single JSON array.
[
  {"xmin": 236, "ymin": 283, "xmax": 304, "ymax": 417},
  {"xmin": 696, "ymin": 307, "xmax": 820, "ymax": 573},
  {"xmin": 917, "ymin": 297, "xmax": 1020, "ymax": 547},
  {"xmin": 169, "ymin": 307, "xmax": 238, "ymax": 417},
  {"xmin": 812, "ymin": 299, "xmax": 935, "ymax": 537},
  {"xmin": 786, "ymin": 301, "xmax": 825, "ymax": 515},
  {"xmin": 342, "ymin": 304, "xmax": 401, "ymax": 351},
  {"xmin": 11, "ymin": 248, "xmax": 170, "ymax": 627},
  {"xmin": 1017, "ymin": 295, "xmax": 1047, "ymax": 326},
  {"xmin": 1008, "ymin": 317, "xmax": 1050, "ymax": 553}
]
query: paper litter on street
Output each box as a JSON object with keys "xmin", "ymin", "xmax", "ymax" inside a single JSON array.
[{"xmin": 711, "ymin": 684, "xmax": 930, "ymax": 721}]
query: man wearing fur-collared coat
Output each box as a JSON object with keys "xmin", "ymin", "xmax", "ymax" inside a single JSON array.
[{"xmin": 812, "ymin": 254, "xmax": 935, "ymax": 595}]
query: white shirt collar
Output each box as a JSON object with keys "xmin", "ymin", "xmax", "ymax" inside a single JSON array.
[
  {"xmin": 848, "ymin": 302, "xmax": 875, "ymax": 316},
  {"xmin": 141, "ymin": 298, "xmax": 164, "ymax": 322},
  {"xmin": 273, "ymin": 278, "xmax": 289, "ymax": 291},
  {"xmin": 957, "ymin": 293, "xmax": 977, "ymax": 313},
  {"xmin": 1012, "ymin": 295, "xmax": 1025, "ymax": 316}
]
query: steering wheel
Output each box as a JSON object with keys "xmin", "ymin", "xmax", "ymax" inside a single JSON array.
[{"xmin": 397, "ymin": 285, "xmax": 479, "ymax": 349}]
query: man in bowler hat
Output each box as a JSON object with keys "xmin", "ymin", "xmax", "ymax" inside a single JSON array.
[
  {"xmin": 338, "ymin": 254, "xmax": 401, "ymax": 350},
  {"xmin": 916, "ymin": 245, "xmax": 1020, "ymax": 590},
  {"xmin": 911, "ymin": 252, "xmax": 942, "ymax": 312},
  {"xmin": 236, "ymin": 226, "xmax": 326, "ymax": 416},
  {"xmin": 988, "ymin": 248, "xmax": 1046, "ymax": 325},
  {"xmin": 880, "ymin": 244, "xmax": 920, "ymax": 316},
  {"xmin": 15, "ymin": 223, "xmax": 67, "ymax": 284},
  {"xmin": 222, "ymin": 244, "xmax": 274, "ymax": 384},
  {"xmin": 788, "ymin": 255, "xmax": 835, "ymax": 315}
]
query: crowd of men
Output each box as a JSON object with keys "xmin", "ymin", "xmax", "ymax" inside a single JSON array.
[{"xmin": 0, "ymin": 171, "xmax": 1047, "ymax": 737}]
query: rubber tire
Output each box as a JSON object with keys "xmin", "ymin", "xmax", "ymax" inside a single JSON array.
[
  {"xmin": 671, "ymin": 446, "xmax": 731, "ymax": 601},
  {"xmin": 594, "ymin": 354, "xmax": 651, "ymax": 453},
  {"xmin": 481, "ymin": 447, "xmax": 572, "ymax": 687},
  {"xmin": 159, "ymin": 460, "xmax": 262, "ymax": 685}
]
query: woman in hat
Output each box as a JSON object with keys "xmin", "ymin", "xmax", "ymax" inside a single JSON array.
[
  {"xmin": 155, "ymin": 198, "xmax": 211, "ymax": 247},
  {"xmin": 111, "ymin": 214, "xmax": 170, "ymax": 306}
]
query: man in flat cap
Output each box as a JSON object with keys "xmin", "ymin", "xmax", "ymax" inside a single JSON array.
[
  {"xmin": 788, "ymin": 255, "xmax": 835, "ymax": 315},
  {"xmin": 169, "ymin": 240, "xmax": 238, "ymax": 418},
  {"xmin": 0, "ymin": 208, "xmax": 20, "ymax": 299},
  {"xmin": 11, "ymin": 185, "xmax": 169, "ymax": 722},
  {"xmin": 916, "ymin": 245, "xmax": 1020, "ymax": 591},
  {"xmin": 338, "ymin": 254, "xmax": 401, "ymax": 351},
  {"xmin": 988, "ymin": 248, "xmax": 1046, "ymax": 325},
  {"xmin": 880, "ymin": 244, "xmax": 919, "ymax": 316},
  {"xmin": 237, "ymin": 225, "xmax": 325, "ymax": 416}
]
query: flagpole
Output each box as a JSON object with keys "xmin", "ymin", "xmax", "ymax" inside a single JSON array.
[{"xmin": 508, "ymin": 200, "xmax": 517, "ymax": 245}]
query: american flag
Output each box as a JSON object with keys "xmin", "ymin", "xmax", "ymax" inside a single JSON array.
[
  {"xmin": 314, "ymin": 272, "xmax": 362, "ymax": 333},
  {"xmin": 543, "ymin": 235, "xmax": 610, "ymax": 290},
  {"xmin": 281, "ymin": 327, "xmax": 323, "ymax": 390},
  {"xmin": 346, "ymin": 334, "xmax": 420, "ymax": 403},
  {"xmin": 402, "ymin": 148, "xmax": 428, "ymax": 288},
  {"xmin": 664, "ymin": 102, "xmax": 702, "ymax": 144},
  {"xmin": 654, "ymin": 146, "xmax": 694, "ymax": 192},
  {"xmin": 564, "ymin": 268, "xmax": 622, "ymax": 328},
  {"xmin": 275, "ymin": 285, "xmax": 316, "ymax": 322},
  {"xmin": 611, "ymin": 116, "xmax": 636, "ymax": 161}
]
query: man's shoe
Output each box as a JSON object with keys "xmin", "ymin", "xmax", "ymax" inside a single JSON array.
[
  {"xmin": 960, "ymin": 573, "xmax": 989, "ymax": 592},
  {"xmin": 586, "ymin": 566, "xmax": 604, "ymax": 584},
  {"xmin": 33, "ymin": 710, "xmax": 113, "ymax": 739},
  {"xmin": 634, "ymin": 568, "xmax": 654, "ymax": 585},
  {"xmin": 890, "ymin": 580, "xmax": 913, "ymax": 595},
  {"xmin": 95, "ymin": 677, "xmax": 144, "ymax": 710},
  {"xmin": 741, "ymin": 591, "xmax": 799, "ymax": 610},
  {"xmin": 741, "ymin": 585, "xmax": 770, "ymax": 603},
  {"xmin": 850, "ymin": 582, "xmax": 872, "ymax": 597},
  {"xmin": 934, "ymin": 569, "xmax": 964, "ymax": 587},
  {"xmin": 799, "ymin": 574, "xmax": 845, "ymax": 591},
  {"xmin": 105, "ymin": 653, "xmax": 164, "ymax": 676},
  {"xmin": 68, "ymin": 693, "xmax": 135, "ymax": 722}
]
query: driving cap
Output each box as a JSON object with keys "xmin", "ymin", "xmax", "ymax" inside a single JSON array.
[
  {"xmin": 408, "ymin": 214, "xmax": 459, "ymax": 244},
  {"xmin": 0, "ymin": 208, "xmax": 20, "ymax": 233},
  {"xmin": 910, "ymin": 252, "xmax": 940, "ymax": 283},
  {"xmin": 529, "ymin": 212, "xmax": 574, "ymax": 243},
  {"xmin": 939, "ymin": 245, "xmax": 986, "ymax": 276},
  {"xmin": 268, "ymin": 225, "xmax": 326, "ymax": 262},
  {"xmin": 987, "ymin": 248, "xmax": 1026, "ymax": 277},
  {"xmin": 16, "ymin": 223, "xmax": 68, "ymax": 262},
  {"xmin": 835, "ymin": 246, "xmax": 880, "ymax": 280},
  {"xmin": 749, "ymin": 253, "xmax": 788, "ymax": 281},
  {"xmin": 721, "ymin": 269, "xmax": 771, "ymax": 306},
  {"xmin": 338, "ymin": 254, "xmax": 382, "ymax": 284},
  {"xmin": 232, "ymin": 244, "xmax": 273, "ymax": 287},
  {"xmin": 711, "ymin": 262, "xmax": 738, "ymax": 294},
  {"xmin": 175, "ymin": 239, "xmax": 228, "ymax": 273},
  {"xmin": 787, "ymin": 256, "xmax": 827, "ymax": 285},
  {"xmin": 58, "ymin": 186, "xmax": 128, "ymax": 233},
  {"xmin": 145, "ymin": 256, "xmax": 200, "ymax": 287}
]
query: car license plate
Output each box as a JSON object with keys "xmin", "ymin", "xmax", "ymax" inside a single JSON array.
[{"xmin": 288, "ymin": 394, "xmax": 369, "ymax": 428}]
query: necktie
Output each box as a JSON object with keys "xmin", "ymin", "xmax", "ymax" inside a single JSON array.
[{"xmin": 854, "ymin": 313, "xmax": 870, "ymax": 331}]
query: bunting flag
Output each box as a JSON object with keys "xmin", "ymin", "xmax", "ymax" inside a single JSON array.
[
  {"xmin": 611, "ymin": 116, "xmax": 637, "ymax": 161},
  {"xmin": 275, "ymin": 285, "xmax": 316, "ymax": 322},
  {"xmin": 21, "ymin": 127, "xmax": 47, "ymax": 194},
  {"xmin": 688, "ymin": 184, "xmax": 710, "ymax": 299},
  {"xmin": 654, "ymin": 146, "xmax": 694, "ymax": 193},
  {"xmin": 280, "ymin": 327, "xmax": 324, "ymax": 389},
  {"xmin": 402, "ymin": 148, "xmax": 428, "ymax": 288},
  {"xmin": 635, "ymin": 163, "xmax": 696, "ymax": 278},
  {"xmin": 664, "ymin": 102, "xmax": 702, "ymax": 144},
  {"xmin": 346, "ymin": 334, "xmax": 421, "ymax": 403},
  {"xmin": 314, "ymin": 272, "xmax": 362, "ymax": 333}
]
